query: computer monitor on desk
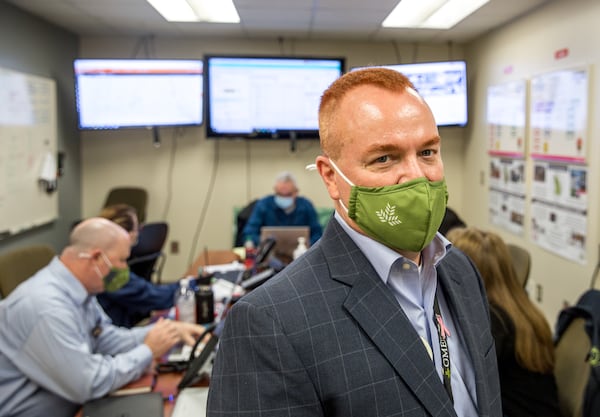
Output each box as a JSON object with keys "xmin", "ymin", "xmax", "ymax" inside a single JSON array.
[{"xmin": 259, "ymin": 226, "xmax": 310, "ymax": 263}]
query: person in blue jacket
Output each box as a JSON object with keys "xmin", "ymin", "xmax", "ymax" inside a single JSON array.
[
  {"xmin": 241, "ymin": 171, "xmax": 323, "ymax": 246},
  {"xmin": 97, "ymin": 204, "xmax": 186, "ymax": 327}
]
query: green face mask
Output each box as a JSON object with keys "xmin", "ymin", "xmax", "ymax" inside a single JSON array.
[
  {"xmin": 100, "ymin": 253, "xmax": 130, "ymax": 292},
  {"xmin": 330, "ymin": 159, "xmax": 448, "ymax": 252}
]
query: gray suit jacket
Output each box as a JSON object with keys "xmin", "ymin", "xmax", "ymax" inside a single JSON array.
[{"xmin": 207, "ymin": 219, "xmax": 501, "ymax": 417}]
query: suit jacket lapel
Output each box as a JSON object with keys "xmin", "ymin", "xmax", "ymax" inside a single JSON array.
[
  {"xmin": 437, "ymin": 257, "xmax": 491, "ymax": 417},
  {"xmin": 320, "ymin": 220, "xmax": 457, "ymax": 417}
]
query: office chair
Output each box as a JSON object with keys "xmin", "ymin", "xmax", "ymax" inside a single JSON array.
[
  {"xmin": 104, "ymin": 187, "xmax": 148, "ymax": 223},
  {"xmin": 507, "ymin": 243, "xmax": 531, "ymax": 288},
  {"xmin": 234, "ymin": 199, "xmax": 257, "ymax": 247},
  {"xmin": 127, "ymin": 222, "xmax": 168, "ymax": 283},
  {"xmin": 0, "ymin": 244, "xmax": 55, "ymax": 298},
  {"xmin": 554, "ymin": 317, "xmax": 589, "ymax": 417}
]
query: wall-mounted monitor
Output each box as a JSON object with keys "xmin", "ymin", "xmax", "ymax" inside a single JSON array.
[
  {"xmin": 352, "ymin": 60, "xmax": 468, "ymax": 127},
  {"xmin": 74, "ymin": 59, "xmax": 203, "ymax": 130},
  {"xmin": 205, "ymin": 55, "xmax": 345, "ymax": 139}
]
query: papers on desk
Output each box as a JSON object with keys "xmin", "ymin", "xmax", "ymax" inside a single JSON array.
[{"xmin": 172, "ymin": 387, "xmax": 209, "ymax": 417}]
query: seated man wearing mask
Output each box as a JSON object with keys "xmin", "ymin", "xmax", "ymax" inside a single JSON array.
[
  {"xmin": 0, "ymin": 218, "xmax": 205, "ymax": 417},
  {"xmin": 241, "ymin": 171, "xmax": 323, "ymax": 246}
]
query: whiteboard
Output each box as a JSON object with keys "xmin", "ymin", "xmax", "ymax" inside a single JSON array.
[{"xmin": 0, "ymin": 67, "xmax": 58, "ymax": 237}]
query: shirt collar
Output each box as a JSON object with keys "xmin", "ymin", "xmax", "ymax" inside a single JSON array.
[
  {"xmin": 334, "ymin": 211, "xmax": 451, "ymax": 283},
  {"xmin": 47, "ymin": 256, "xmax": 92, "ymax": 306}
]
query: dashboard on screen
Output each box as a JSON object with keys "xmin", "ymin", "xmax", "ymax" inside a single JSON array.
[
  {"xmin": 352, "ymin": 61, "xmax": 468, "ymax": 127},
  {"xmin": 74, "ymin": 59, "xmax": 203, "ymax": 130},
  {"xmin": 205, "ymin": 56, "xmax": 345, "ymax": 139}
]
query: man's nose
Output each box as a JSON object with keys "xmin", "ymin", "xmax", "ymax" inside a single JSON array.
[{"xmin": 396, "ymin": 157, "xmax": 425, "ymax": 184}]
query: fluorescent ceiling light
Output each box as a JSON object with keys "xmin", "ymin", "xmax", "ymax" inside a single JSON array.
[
  {"xmin": 147, "ymin": 0, "xmax": 240, "ymax": 23},
  {"xmin": 382, "ymin": 0, "xmax": 490, "ymax": 29}
]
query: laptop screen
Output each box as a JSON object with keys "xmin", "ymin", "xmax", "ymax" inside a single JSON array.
[{"xmin": 259, "ymin": 226, "xmax": 310, "ymax": 262}]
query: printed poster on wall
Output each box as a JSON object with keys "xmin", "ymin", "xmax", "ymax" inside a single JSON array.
[
  {"xmin": 487, "ymin": 80, "xmax": 527, "ymax": 157},
  {"xmin": 529, "ymin": 162, "xmax": 587, "ymax": 263},
  {"xmin": 529, "ymin": 67, "xmax": 588, "ymax": 163},
  {"xmin": 488, "ymin": 157, "xmax": 526, "ymax": 235}
]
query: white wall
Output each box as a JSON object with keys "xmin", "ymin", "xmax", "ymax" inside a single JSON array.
[
  {"xmin": 79, "ymin": 38, "xmax": 466, "ymax": 282},
  {"xmin": 465, "ymin": 0, "xmax": 600, "ymax": 323}
]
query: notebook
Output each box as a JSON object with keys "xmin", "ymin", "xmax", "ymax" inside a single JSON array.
[
  {"xmin": 171, "ymin": 387, "xmax": 209, "ymax": 417},
  {"xmin": 259, "ymin": 226, "xmax": 310, "ymax": 261},
  {"xmin": 81, "ymin": 392, "xmax": 163, "ymax": 417}
]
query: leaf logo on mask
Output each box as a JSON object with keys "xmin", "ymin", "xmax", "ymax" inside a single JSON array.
[{"xmin": 375, "ymin": 203, "xmax": 403, "ymax": 226}]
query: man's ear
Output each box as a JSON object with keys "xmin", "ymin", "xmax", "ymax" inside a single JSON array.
[{"xmin": 316, "ymin": 156, "xmax": 340, "ymax": 200}]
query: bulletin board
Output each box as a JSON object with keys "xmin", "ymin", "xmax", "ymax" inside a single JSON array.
[{"xmin": 0, "ymin": 67, "xmax": 58, "ymax": 237}]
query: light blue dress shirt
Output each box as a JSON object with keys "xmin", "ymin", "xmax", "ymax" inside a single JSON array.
[
  {"xmin": 335, "ymin": 212, "xmax": 478, "ymax": 417},
  {"xmin": 0, "ymin": 257, "xmax": 153, "ymax": 417}
]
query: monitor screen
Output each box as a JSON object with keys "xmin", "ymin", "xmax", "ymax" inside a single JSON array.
[
  {"xmin": 74, "ymin": 59, "xmax": 203, "ymax": 130},
  {"xmin": 205, "ymin": 56, "xmax": 345, "ymax": 139},
  {"xmin": 352, "ymin": 61, "xmax": 468, "ymax": 127}
]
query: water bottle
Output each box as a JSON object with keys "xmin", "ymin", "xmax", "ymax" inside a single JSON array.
[
  {"xmin": 195, "ymin": 269, "xmax": 215, "ymax": 324},
  {"xmin": 175, "ymin": 277, "xmax": 196, "ymax": 323},
  {"xmin": 244, "ymin": 237, "xmax": 257, "ymax": 271},
  {"xmin": 293, "ymin": 236, "xmax": 308, "ymax": 260}
]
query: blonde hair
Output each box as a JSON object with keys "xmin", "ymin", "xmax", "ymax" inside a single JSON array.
[
  {"xmin": 447, "ymin": 227, "xmax": 555, "ymax": 373},
  {"xmin": 318, "ymin": 68, "xmax": 415, "ymax": 160}
]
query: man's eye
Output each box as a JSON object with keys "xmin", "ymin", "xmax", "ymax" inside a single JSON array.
[
  {"xmin": 421, "ymin": 149, "xmax": 434, "ymax": 157},
  {"xmin": 374, "ymin": 155, "xmax": 389, "ymax": 163}
]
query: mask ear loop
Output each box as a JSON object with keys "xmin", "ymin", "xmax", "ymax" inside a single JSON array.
[{"xmin": 328, "ymin": 159, "xmax": 355, "ymax": 187}]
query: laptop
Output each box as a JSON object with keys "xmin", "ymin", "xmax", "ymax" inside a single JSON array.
[{"xmin": 259, "ymin": 226, "xmax": 310, "ymax": 262}]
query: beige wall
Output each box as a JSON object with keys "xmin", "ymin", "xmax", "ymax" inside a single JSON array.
[
  {"xmin": 79, "ymin": 38, "xmax": 466, "ymax": 283},
  {"xmin": 465, "ymin": 0, "xmax": 600, "ymax": 322}
]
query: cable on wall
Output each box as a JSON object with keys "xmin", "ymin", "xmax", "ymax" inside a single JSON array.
[
  {"xmin": 391, "ymin": 40, "xmax": 402, "ymax": 63},
  {"xmin": 131, "ymin": 34, "xmax": 156, "ymax": 58},
  {"xmin": 245, "ymin": 140, "xmax": 252, "ymax": 202},
  {"xmin": 411, "ymin": 42, "xmax": 419, "ymax": 63},
  {"xmin": 161, "ymin": 127, "xmax": 182, "ymax": 220},
  {"xmin": 187, "ymin": 139, "xmax": 221, "ymax": 266}
]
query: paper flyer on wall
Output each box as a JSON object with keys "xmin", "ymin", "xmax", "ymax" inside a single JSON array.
[
  {"xmin": 530, "ymin": 199, "xmax": 586, "ymax": 264},
  {"xmin": 489, "ymin": 189, "xmax": 525, "ymax": 236},
  {"xmin": 488, "ymin": 157, "xmax": 526, "ymax": 235},
  {"xmin": 528, "ymin": 161, "xmax": 587, "ymax": 263}
]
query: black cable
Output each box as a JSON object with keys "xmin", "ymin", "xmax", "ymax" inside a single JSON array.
[{"xmin": 187, "ymin": 140, "xmax": 220, "ymax": 266}]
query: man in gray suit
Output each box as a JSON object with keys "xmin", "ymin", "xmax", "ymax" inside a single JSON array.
[{"xmin": 207, "ymin": 68, "xmax": 501, "ymax": 417}]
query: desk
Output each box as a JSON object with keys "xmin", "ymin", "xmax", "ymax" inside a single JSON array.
[
  {"xmin": 185, "ymin": 249, "xmax": 240, "ymax": 277},
  {"xmin": 75, "ymin": 371, "xmax": 208, "ymax": 417}
]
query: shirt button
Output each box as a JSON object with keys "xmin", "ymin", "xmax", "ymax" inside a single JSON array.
[{"xmin": 402, "ymin": 263, "xmax": 411, "ymax": 270}]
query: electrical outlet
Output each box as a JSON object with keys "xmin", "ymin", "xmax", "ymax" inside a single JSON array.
[
  {"xmin": 536, "ymin": 284, "xmax": 543, "ymax": 302},
  {"xmin": 170, "ymin": 241, "xmax": 179, "ymax": 254}
]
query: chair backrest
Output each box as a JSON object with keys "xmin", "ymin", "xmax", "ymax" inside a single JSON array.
[
  {"xmin": 128, "ymin": 222, "xmax": 168, "ymax": 282},
  {"xmin": 507, "ymin": 243, "xmax": 531, "ymax": 287},
  {"xmin": 554, "ymin": 317, "xmax": 589, "ymax": 417},
  {"xmin": 234, "ymin": 199, "xmax": 258, "ymax": 247},
  {"xmin": 104, "ymin": 187, "xmax": 149, "ymax": 223},
  {"xmin": 0, "ymin": 244, "xmax": 55, "ymax": 297}
]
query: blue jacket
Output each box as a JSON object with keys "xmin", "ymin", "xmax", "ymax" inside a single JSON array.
[
  {"xmin": 241, "ymin": 195, "xmax": 322, "ymax": 246},
  {"xmin": 97, "ymin": 272, "xmax": 179, "ymax": 328}
]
